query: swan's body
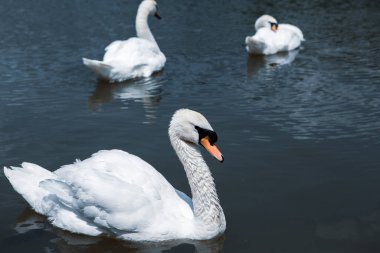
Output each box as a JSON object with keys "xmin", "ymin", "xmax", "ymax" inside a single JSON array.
[
  {"xmin": 4, "ymin": 109, "xmax": 225, "ymax": 241},
  {"xmin": 245, "ymin": 15, "xmax": 304, "ymax": 55},
  {"xmin": 83, "ymin": 0, "xmax": 166, "ymax": 82}
]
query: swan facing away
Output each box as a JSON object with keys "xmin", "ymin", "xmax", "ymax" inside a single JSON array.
[
  {"xmin": 245, "ymin": 14, "xmax": 304, "ymax": 55},
  {"xmin": 4, "ymin": 109, "xmax": 226, "ymax": 242},
  {"xmin": 82, "ymin": 0, "xmax": 166, "ymax": 82}
]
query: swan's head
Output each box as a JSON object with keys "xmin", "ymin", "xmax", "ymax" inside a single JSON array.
[
  {"xmin": 169, "ymin": 109, "xmax": 224, "ymax": 163},
  {"xmin": 255, "ymin": 15, "xmax": 278, "ymax": 32},
  {"xmin": 139, "ymin": 0, "xmax": 161, "ymax": 20}
]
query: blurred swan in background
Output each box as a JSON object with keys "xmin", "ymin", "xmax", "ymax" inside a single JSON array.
[
  {"xmin": 245, "ymin": 14, "xmax": 304, "ymax": 55},
  {"xmin": 83, "ymin": 0, "xmax": 166, "ymax": 82},
  {"xmin": 4, "ymin": 109, "xmax": 226, "ymax": 241}
]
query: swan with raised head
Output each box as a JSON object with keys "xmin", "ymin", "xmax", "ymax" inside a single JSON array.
[
  {"xmin": 245, "ymin": 14, "xmax": 304, "ymax": 55},
  {"xmin": 4, "ymin": 109, "xmax": 226, "ymax": 241},
  {"xmin": 83, "ymin": 0, "xmax": 166, "ymax": 82}
]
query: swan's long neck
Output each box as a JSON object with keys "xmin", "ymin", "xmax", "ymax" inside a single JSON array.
[
  {"xmin": 135, "ymin": 6, "xmax": 158, "ymax": 48},
  {"xmin": 169, "ymin": 132, "xmax": 225, "ymax": 230}
]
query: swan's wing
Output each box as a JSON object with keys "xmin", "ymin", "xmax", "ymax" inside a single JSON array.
[
  {"xmin": 279, "ymin": 24, "xmax": 304, "ymax": 41},
  {"xmin": 38, "ymin": 179, "xmax": 104, "ymax": 235},
  {"xmin": 49, "ymin": 150, "xmax": 192, "ymax": 235},
  {"xmin": 102, "ymin": 38, "xmax": 165, "ymax": 80},
  {"xmin": 246, "ymin": 29, "xmax": 278, "ymax": 55},
  {"xmin": 103, "ymin": 38, "xmax": 163, "ymax": 64},
  {"xmin": 276, "ymin": 24, "xmax": 304, "ymax": 51}
]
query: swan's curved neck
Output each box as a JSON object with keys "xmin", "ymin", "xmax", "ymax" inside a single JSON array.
[
  {"xmin": 169, "ymin": 132, "xmax": 225, "ymax": 230},
  {"xmin": 135, "ymin": 6, "xmax": 158, "ymax": 48}
]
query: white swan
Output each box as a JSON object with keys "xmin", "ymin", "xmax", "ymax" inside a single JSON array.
[
  {"xmin": 4, "ymin": 109, "xmax": 226, "ymax": 241},
  {"xmin": 82, "ymin": 0, "xmax": 166, "ymax": 82},
  {"xmin": 245, "ymin": 14, "xmax": 304, "ymax": 55}
]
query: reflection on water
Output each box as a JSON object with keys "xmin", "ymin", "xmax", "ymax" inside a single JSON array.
[
  {"xmin": 316, "ymin": 209, "xmax": 380, "ymax": 241},
  {"xmin": 246, "ymin": 50, "xmax": 300, "ymax": 77},
  {"xmin": 13, "ymin": 208, "xmax": 224, "ymax": 253},
  {"xmin": 88, "ymin": 76, "xmax": 165, "ymax": 123},
  {"xmin": 241, "ymin": 46, "xmax": 380, "ymax": 141}
]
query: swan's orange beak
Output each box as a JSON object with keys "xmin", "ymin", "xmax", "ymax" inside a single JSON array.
[
  {"xmin": 271, "ymin": 23, "xmax": 278, "ymax": 32},
  {"xmin": 200, "ymin": 136, "xmax": 224, "ymax": 163}
]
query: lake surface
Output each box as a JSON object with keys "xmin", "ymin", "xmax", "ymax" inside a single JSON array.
[{"xmin": 1, "ymin": 0, "xmax": 380, "ymax": 252}]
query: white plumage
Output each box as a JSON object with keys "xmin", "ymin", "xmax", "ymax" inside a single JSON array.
[
  {"xmin": 4, "ymin": 109, "xmax": 226, "ymax": 241},
  {"xmin": 83, "ymin": 0, "xmax": 166, "ymax": 82},
  {"xmin": 245, "ymin": 14, "xmax": 304, "ymax": 55}
]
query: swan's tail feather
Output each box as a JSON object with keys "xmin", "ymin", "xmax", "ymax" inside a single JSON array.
[
  {"xmin": 245, "ymin": 37, "xmax": 266, "ymax": 54},
  {"xmin": 82, "ymin": 58, "xmax": 113, "ymax": 80},
  {"xmin": 3, "ymin": 163, "xmax": 56, "ymax": 214},
  {"xmin": 4, "ymin": 165, "xmax": 104, "ymax": 236}
]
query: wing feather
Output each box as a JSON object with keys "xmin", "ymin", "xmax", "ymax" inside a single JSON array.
[{"xmin": 50, "ymin": 150, "xmax": 190, "ymax": 234}]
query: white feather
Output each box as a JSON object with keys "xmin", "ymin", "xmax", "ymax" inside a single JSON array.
[
  {"xmin": 4, "ymin": 109, "xmax": 226, "ymax": 241},
  {"xmin": 83, "ymin": 0, "xmax": 166, "ymax": 82},
  {"xmin": 245, "ymin": 15, "xmax": 304, "ymax": 55}
]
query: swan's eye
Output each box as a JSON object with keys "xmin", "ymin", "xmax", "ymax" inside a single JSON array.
[{"xmin": 195, "ymin": 126, "xmax": 218, "ymax": 145}]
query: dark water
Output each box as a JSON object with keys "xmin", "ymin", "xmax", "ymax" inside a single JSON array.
[{"xmin": 1, "ymin": 0, "xmax": 380, "ymax": 252}]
